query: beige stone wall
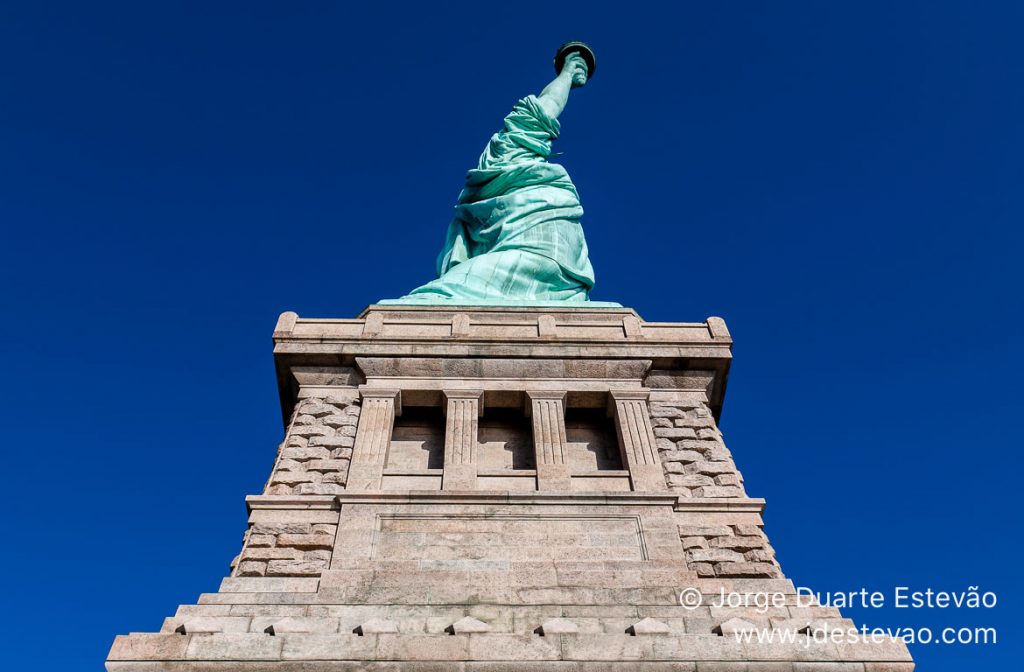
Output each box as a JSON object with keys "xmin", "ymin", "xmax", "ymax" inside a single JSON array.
[
  {"xmin": 230, "ymin": 394, "xmax": 357, "ymax": 578},
  {"xmin": 264, "ymin": 395, "xmax": 360, "ymax": 495},
  {"xmin": 650, "ymin": 401, "xmax": 782, "ymax": 579},
  {"xmin": 234, "ymin": 520, "xmax": 339, "ymax": 578},
  {"xmin": 651, "ymin": 400, "xmax": 745, "ymax": 498},
  {"xmin": 679, "ymin": 523, "xmax": 781, "ymax": 579}
]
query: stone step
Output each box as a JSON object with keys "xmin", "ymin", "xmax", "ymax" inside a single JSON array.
[
  {"xmin": 192, "ymin": 590, "xmax": 843, "ymax": 622},
  {"xmin": 164, "ymin": 602, "xmax": 850, "ymax": 638},
  {"xmin": 108, "ymin": 630, "xmax": 913, "ymax": 665}
]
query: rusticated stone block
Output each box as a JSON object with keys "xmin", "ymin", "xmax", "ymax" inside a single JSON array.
[
  {"xmin": 655, "ymin": 427, "xmax": 698, "ymax": 439},
  {"xmin": 241, "ymin": 547, "xmax": 303, "ymax": 560},
  {"xmin": 715, "ymin": 474, "xmax": 742, "ymax": 487},
  {"xmin": 678, "ymin": 525, "xmax": 733, "ymax": 537},
  {"xmin": 280, "ymin": 446, "xmax": 330, "ymax": 460},
  {"xmin": 251, "ymin": 523, "xmax": 312, "ymax": 535},
  {"xmin": 668, "ymin": 474, "xmax": 715, "ymax": 487},
  {"xmin": 305, "ymin": 459, "xmax": 349, "ymax": 472},
  {"xmin": 704, "ymin": 445, "xmax": 731, "ymax": 461},
  {"xmin": 695, "ymin": 485, "xmax": 744, "ymax": 498},
  {"xmin": 270, "ymin": 471, "xmax": 319, "ymax": 485},
  {"xmin": 298, "ymin": 404, "xmax": 336, "ymax": 418},
  {"xmin": 689, "ymin": 549, "xmax": 745, "ymax": 563},
  {"xmin": 276, "ymin": 533, "xmax": 334, "ymax": 550},
  {"xmin": 322, "ymin": 414, "xmax": 358, "ymax": 428},
  {"xmin": 236, "ymin": 561, "xmax": 268, "ymax": 577},
  {"xmin": 308, "ymin": 435, "xmax": 354, "ymax": 448},
  {"xmin": 266, "ymin": 559, "xmax": 329, "ymax": 576},
  {"xmin": 688, "ymin": 462, "xmax": 738, "ymax": 476},
  {"xmin": 649, "ymin": 405, "xmax": 687, "ymax": 418},
  {"xmin": 714, "ymin": 561, "xmax": 780, "ymax": 578},
  {"xmin": 711, "ymin": 535, "xmax": 765, "ymax": 551},
  {"xmin": 289, "ymin": 425, "xmax": 332, "ymax": 438},
  {"xmin": 285, "ymin": 435, "xmax": 308, "ymax": 448},
  {"xmin": 681, "ymin": 536, "xmax": 710, "ymax": 550},
  {"xmin": 692, "ymin": 562, "xmax": 716, "ymax": 577},
  {"xmin": 734, "ymin": 524, "xmax": 763, "ymax": 536},
  {"xmin": 294, "ymin": 482, "xmax": 345, "ymax": 494},
  {"xmin": 661, "ymin": 450, "xmax": 703, "ymax": 463}
]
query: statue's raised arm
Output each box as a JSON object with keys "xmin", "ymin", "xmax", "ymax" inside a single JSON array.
[
  {"xmin": 537, "ymin": 50, "xmax": 590, "ymax": 120},
  {"xmin": 383, "ymin": 42, "xmax": 617, "ymax": 307}
]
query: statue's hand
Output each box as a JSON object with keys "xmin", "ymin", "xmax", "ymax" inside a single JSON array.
[{"xmin": 561, "ymin": 51, "xmax": 589, "ymax": 88}]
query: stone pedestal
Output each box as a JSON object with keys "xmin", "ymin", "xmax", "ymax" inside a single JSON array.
[{"xmin": 106, "ymin": 305, "xmax": 913, "ymax": 671}]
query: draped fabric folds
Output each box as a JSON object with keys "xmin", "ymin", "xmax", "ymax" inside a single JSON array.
[{"xmin": 391, "ymin": 95, "xmax": 596, "ymax": 304}]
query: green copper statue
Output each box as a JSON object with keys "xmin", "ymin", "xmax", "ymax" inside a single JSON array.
[{"xmin": 384, "ymin": 43, "xmax": 617, "ymax": 306}]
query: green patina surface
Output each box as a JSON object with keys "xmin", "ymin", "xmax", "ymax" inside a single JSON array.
[{"xmin": 383, "ymin": 50, "xmax": 618, "ymax": 307}]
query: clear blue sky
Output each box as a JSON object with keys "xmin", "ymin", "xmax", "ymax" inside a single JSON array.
[{"xmin": 1, "ymin": 2, "xmax": 1020, "ymax": 669}]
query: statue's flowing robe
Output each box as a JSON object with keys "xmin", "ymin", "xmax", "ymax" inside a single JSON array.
[{"xmin": 396, "ymin": 95, "xmax": 595, "ymax": 303}]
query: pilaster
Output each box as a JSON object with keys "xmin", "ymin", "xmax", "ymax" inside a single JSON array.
[
  {"xmin": 442, "ymin": 389, "xmax": 483, "ymax": 490},
  {"xmin": 609, "ymin": 389, "xmax": 667, "ymax": 491},
  {"xmin": 526, "ymin": 390, "xmax": 572, "ymax": 490},
  {"xmin": 345, "ymin": 389, "xmax": 401, "ymax": 490}
]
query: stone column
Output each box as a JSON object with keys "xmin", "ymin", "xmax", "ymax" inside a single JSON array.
[
  {"xmin": 527, "ymin": 391, "xmax": 572, "ymax": 490},
  {"xmin": 609, "ymin": 390, "xmax": 667, "ymax": 491},
  {"xmin": 346, "ymin": 389, "xmax": 401, "ymax": 490},
  {"xmin": 442, "ymin": 390, "xmax": 483, "ymax": 490}
]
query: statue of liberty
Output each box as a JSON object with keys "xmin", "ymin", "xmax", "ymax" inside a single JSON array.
[{"xmin": 385, "ymin": 43, "xmax": 616, "ymax": 306}]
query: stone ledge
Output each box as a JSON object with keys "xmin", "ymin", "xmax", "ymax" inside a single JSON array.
[
  {"xmin": 272, "ymin": 307, "xmax": 733, "ymax": 427},
  {"xmin": 108, "ymin": 664, "xmax": 916, "ymax": 671},
  {"xmin": 218, "ymin": 577, "xmax": 320, "ymax": 594},
  {"xmin": 245, "ymin": 495, "xmax": 339, "ymax": 512},
  {"xmin": 331, "ymin": 491, "xmax": 683, "ymax": 506},
  {"xmin": 674, "ymin": 498, "xmax": 766, "ymax": 513},
  {"xmin": 276, "ymin": 306, "xmax": 730, "ymax": 347},
  {"xmin": 107, "ymin": 632, "xmax": 911, "ymax": 664},
  {"xmin": 239, "ymin": 493, "xmax": 766, "ymax": 511}
]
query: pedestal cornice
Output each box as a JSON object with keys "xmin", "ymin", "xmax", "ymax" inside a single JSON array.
[{"xmin": 273, "ymin": 306, "xmax": 733, "ymax": 426}]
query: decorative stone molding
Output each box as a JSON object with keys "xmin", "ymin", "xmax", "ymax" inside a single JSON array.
[
  {"xmin": 526, "ymin": 390, "xmax": 571, "ymax": 490},
  {"xmin": 346, "ymin": 389, "xmax": 401, "ymax": 490},
  {"xmin": 442, "ymin": 389, "xmax": 483, "ymax": 490},
  {"xmin": 608, "ymin": 390, "xmax": 667, "ymax": 491}
]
